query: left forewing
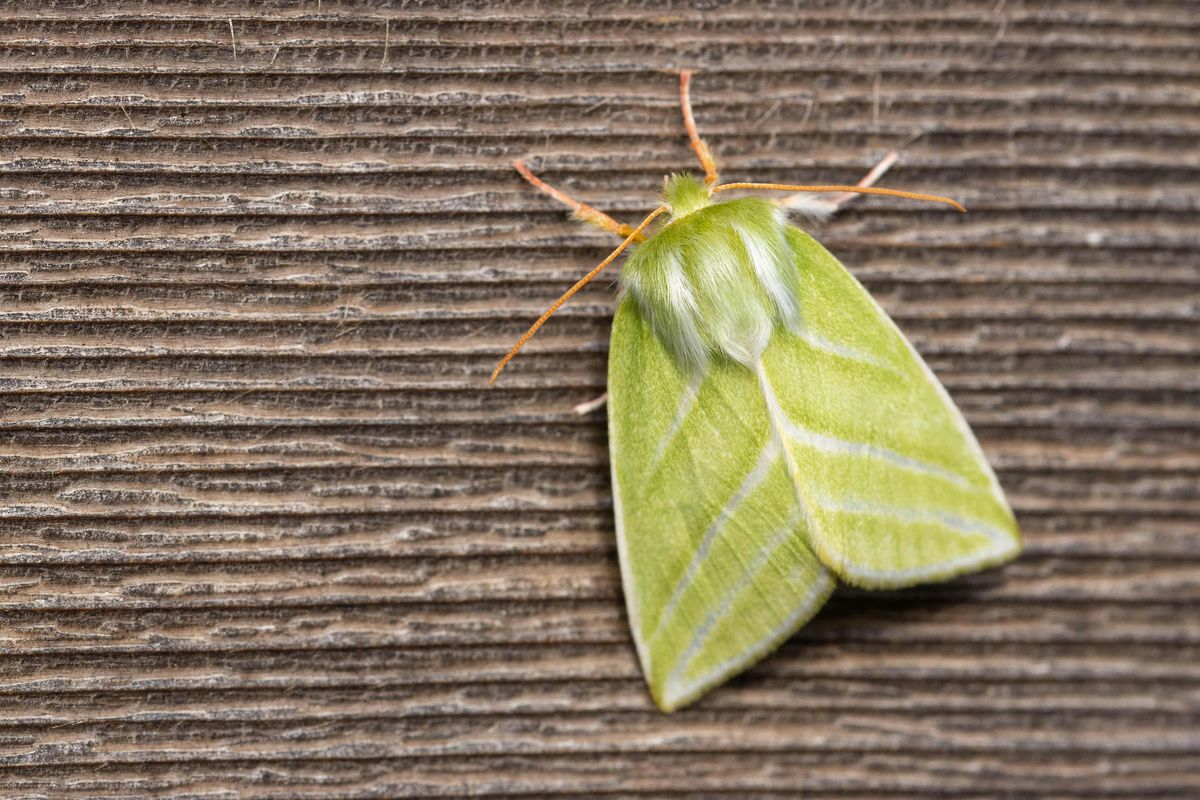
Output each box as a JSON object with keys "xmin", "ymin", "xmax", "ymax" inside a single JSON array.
[{"xmin": 608, "ymin": 295, "xmax": 834, "ymax": 711}]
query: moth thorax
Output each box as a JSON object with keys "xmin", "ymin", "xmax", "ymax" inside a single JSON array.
[{"xmin": 621, "ymin": 194, "xmax": 800, "ymax": 372}]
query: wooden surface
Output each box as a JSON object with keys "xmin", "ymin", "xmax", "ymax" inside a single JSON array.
[{"xmin": 1, "ymin": 1, "xmax": 1197, "ymax": 796}]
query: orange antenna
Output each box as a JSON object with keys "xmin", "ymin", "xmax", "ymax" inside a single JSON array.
[
  {"xmin": 712, "ymin": 182, "xmax": 966, "ymax": 213},
  {"xmin": 679, "ymin": 70, "xmax": 719, "ymax": 186},
  {"xmin": 489, "ymin": 205, "xmax": 668, "ymax": 386}
]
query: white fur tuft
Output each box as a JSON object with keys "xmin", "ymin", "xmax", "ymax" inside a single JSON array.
[
  {"xmin": 736, "ymin": 219, "xmax": 797, "ymax": 324},
  {"xmin": 778, "ymin": 194, "xmax": 836, "ymax": 221}
]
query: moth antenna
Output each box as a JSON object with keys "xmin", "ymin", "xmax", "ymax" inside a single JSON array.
[
  {"xmin": 679, "ymin": 70, "xmax": 719, "ymax": 187},
  {"xmin": 489, "ymin": 206, "xmax": 668, "ymax": 386},
  {"xmin": 712, "ymin": 181, "xmax": 966, "ymax": 213},
  {"xmin": 513, "ymin": 159, "xmax": 640, "ymax": 240},
  {"xmin": 820, "ymin": 150, "xmax": 899, "ymax": 210},
  {"xmin": 780, "ymin": 150, "xmax": 900, "ymax": 219}
]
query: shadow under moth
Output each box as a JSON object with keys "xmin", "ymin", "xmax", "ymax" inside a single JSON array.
[{"xmin": 491, "ymin": 71, "xmax": 1020, "ymax": 712}]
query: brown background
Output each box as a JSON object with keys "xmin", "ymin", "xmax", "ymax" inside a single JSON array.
[{"xmin": 2, "ymin": 1, "xmax": 1197, "ymax": 797}]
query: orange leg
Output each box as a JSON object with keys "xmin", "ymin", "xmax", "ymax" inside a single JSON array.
[
  {"xmin": 513, "ymin": 160, "xmax": 639, "ymax": 240},
  {"xmin": 679, "ymin": 70, "xmax": 719, "ymax": 186},
  {"xmin": 489, "ymin": 206, "xmax": 667, "ymax": 386}
]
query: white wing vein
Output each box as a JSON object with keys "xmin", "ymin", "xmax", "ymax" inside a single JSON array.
[
  {"xmin": 662, "ymin": 509, "xmax": 802, "ymax": 702},
  {"xmin": 648, "ymin": 440, "xmax": 778, "ymax": 644}
]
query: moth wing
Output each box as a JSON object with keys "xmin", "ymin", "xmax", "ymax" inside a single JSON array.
[
  {"xmin": 608, "ymin": 294, "xmax": 835, "ymax": 712},
  {"xmin": 761, "ymin": 227, "xmax": 1021, "ymax": 588}
]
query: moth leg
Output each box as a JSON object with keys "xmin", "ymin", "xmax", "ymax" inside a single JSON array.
[
  {"xmin": 821, "ymin": 150, "xmax": 900, "ymax": 212},
  {"xmin": 777, "ymin": 150, "xmax": 900, "ymax": 217},
  {"xmin": 679, "ymin": 70, "xmax": 719, "ymax": 186},
  {"xmin": 573, "ymin": 392, "xmax": 608, "ymax": 415},
  {"xmin": 513, "ymin": 160, "xmax": 638, "ymax": 239}
]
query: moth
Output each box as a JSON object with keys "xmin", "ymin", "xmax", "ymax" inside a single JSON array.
[{"xmin": 491, "ymin": 72, "xmax": 1020, "ymax": 711}]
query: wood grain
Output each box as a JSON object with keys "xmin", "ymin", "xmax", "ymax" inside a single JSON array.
[{"xmin": 0, "ymin": 1, "xmax": 1197, "ymax": 796}]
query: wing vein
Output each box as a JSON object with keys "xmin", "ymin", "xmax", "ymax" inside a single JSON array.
[
  {"xmin": 662, "ymin": 508, "xmax": 802, "ymax": 702},
  {"xmin": 665, "ymin": 565, "xmax": 835, "ymax": 709},
  {"xmin": 818, "ymin": 496, "xmax": 1015, "ymax": 545},
  {"xmin": 755, "ymin": 360, "xmax": 821, "ymax": 532},
  {"xmin": 648, "ymin": 372, "xmax": 703, "ymax": 470},
  {"xmin": 783, "ymin": 416, "xmax": 973, "ymax": 489},
  {"xmin": 789, "ymin": 324, "xmax": 897, "ymax": 373},
  {"xmin": 648, "ymin": 440, "xmax": 778, "ymax": 645}
]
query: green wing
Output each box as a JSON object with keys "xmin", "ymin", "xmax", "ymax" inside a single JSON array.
[
  {"xmin": 608, "ymin": 292, "xmax": 835, "ymax": 712},
  {"xmin": 608, "ymin": 226, "xmax": 1019, "ymax": 711}
]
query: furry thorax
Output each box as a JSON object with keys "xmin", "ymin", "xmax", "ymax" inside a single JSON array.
[{"xmin": 621, "ymin": 173, "xmax": 808, "ymax": 372}]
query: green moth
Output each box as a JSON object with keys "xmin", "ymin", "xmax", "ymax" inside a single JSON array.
[{"xmin": 492, "ymin": 71, "xmax": 1020, "ymax": 712}]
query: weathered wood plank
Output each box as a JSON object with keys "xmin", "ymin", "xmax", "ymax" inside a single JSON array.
[{"xmin": 0, "ymin": 0, "xmax": 1196, "ymax": 796}]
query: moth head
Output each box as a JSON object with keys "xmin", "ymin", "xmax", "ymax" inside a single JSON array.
[{"xmin": 662, "ymin": 173, "xmax": 713, "ymax": 219}]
